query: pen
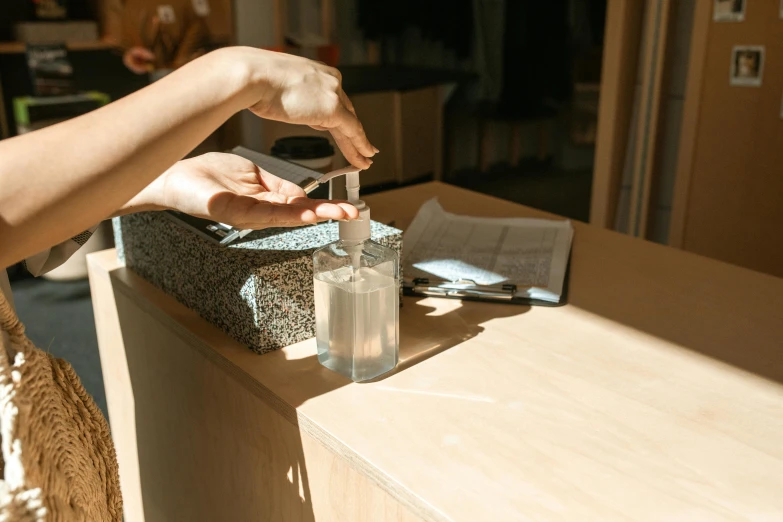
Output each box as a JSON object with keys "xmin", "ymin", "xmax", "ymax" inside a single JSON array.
[
  {"xmin": 410, "ymin": 285, "xmax": 516, "ymax": 300},
  {"xmin": 405, "ymin": 278, "xmax": 518, "ymax": 300}
]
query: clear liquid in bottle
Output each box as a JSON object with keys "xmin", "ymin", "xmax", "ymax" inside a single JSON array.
[{"xmin": 313, "ymin": 246, "xmax": 399, "ymax": 382}]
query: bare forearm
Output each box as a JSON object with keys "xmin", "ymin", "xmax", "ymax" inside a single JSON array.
[
  {"xmin": 0, "ymin": 48, "xmax": 251, "ymax": 268},
  {"xmin": 0, "ymin": 46, "xmax": 377, "ymax": 268},
  {"xmin": 110, "ymin": 165, "xmax": 169, "ymax": 217}
]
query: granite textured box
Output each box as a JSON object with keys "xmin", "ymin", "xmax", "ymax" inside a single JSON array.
[{"xmin": 113, "ymin": 212, "xmax": 402, "ymax": 354}]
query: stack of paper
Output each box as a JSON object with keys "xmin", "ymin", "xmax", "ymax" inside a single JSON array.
[{"xmin": 403, "ymin": 198, "xmax": 574, "ymax": 304}]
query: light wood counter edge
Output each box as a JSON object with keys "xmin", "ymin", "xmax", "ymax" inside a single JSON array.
[{"xmin": 88, "ymin": 249, "xmax": 449, "ymax": 522}]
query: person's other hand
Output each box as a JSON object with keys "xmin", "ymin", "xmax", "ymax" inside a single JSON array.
[
  {"xmin": 123, "ymin": 46, "xmax": 155, "ymax": 74},
  {"xmin": 222, "ymin": 47, "xmax": 379, "ymax": 169},
  {"xmin": 127, "ymin": 152, "xmax": 359, "ymax": 229}
]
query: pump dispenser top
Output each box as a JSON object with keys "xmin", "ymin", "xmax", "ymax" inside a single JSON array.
[{"xmin": 338, "ymin": 170, "xmax": 371, "ymax": 243}]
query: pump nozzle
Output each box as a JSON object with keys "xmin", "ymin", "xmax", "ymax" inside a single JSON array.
[
  {"xmin": 345, "ymin": 171, "xmax": 361, "ymax": 204},
  {"xmin": 317, "ymin": 166, "xmax": 361, "ymax": 186},
  {"xmin": 338, "ymin": 168, "xmax": 371, "ymax": 270}
]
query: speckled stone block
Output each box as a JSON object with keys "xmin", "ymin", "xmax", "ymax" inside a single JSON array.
[{"xmin": 113, "ymin": 213, "xmax": 402, "ymax": 354}]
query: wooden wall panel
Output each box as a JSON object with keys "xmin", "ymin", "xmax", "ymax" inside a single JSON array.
[{"xmin": 671, "ymin": 0, "xmax": 783, "ymax": 277}]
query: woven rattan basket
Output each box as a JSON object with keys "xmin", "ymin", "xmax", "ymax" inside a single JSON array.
[{"xmin": 0, "ymin": 289, "xmax": 122, "ymax": 521}]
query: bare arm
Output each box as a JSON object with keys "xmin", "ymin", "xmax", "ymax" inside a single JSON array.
[{"xmin": 0, "ymin": 47, "xmax": 375, "ymax": 269}]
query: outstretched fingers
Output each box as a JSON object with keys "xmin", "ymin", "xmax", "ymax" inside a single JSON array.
[{"xmin": 241, "ymin": 195, "xmax": 360, "ymax": 228}]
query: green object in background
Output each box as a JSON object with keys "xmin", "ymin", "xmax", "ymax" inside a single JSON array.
[
  {"xmin": 14, "ymin": 91, "xmax": 111, "ymax": 129},
  {"xmin": 13, "ymin": 91, "xmax": 110, "ymax": 132}
]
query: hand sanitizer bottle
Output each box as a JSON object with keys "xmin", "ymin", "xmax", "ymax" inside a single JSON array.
[{"xmin": 313, "ymin": 171, "xmax": 399, "ymax": 382}]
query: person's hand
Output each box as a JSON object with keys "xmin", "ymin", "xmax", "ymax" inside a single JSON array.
[
  {"xmin": 123, "ymin": 46, "xmax": 155, "ymax": 75},
  {"xmin": 123, "ymin": 152, "xmax": 359, "ymax": 228},
  {"xmin": 221, "ymin": 47, "xmax": 379, "ymax": 169}
]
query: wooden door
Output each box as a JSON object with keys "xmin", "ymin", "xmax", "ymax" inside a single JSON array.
[{"xmin": 671, "ymin": 0, "xmax": 783, "ymax": 277}]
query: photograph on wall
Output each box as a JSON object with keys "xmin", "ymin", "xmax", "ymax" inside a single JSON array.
[
  {"xmin": 714, "ymin": 0, "xmax": 745, "ymax": 22},
  {"xmin": 730, "ymin": 46, "xmax": 764, "ymax": 87}
]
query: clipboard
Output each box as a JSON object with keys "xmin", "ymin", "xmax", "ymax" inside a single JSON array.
[
  {"xmin": 401, "ymin": 198, "xmax": 574, "ymax": 307},
  {"xmin": 402, "ymin": 253, "xmax": 572, "ymax": 307}
]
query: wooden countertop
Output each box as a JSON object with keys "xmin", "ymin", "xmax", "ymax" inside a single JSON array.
[{"xmin": 92, "ymin": 181, "xmax": 783, "ymax": 521}]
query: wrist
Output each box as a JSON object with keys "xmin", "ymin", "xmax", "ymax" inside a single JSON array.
[
  {"xmin": 113, "ymin": 167, "xmax": 172, "ymax": 217},
  {"xmin": 206, "ymin": 46, "xmax": 276, "ymax": 111}
]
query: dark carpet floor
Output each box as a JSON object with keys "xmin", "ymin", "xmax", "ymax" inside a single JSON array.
[{"xmin": 10, "ymin": 275, "xmax": 108, "ymax": 419}]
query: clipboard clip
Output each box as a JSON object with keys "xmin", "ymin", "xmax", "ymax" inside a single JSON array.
[{"xmin": 407, "ymin": 278, "xmax": 517, "ymax": 301}]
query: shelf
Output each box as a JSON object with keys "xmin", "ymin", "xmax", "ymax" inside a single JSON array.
[{"xmin": 0, "ymin": 40, "xmax": 115, "ymax": 54}]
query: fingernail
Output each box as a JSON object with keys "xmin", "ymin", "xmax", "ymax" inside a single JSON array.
[{"xmin": 373, "ymin": 147, "xmax": 380, "ymax": 154}]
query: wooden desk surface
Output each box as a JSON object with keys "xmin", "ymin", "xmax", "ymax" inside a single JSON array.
[{"xmin": 91, "ymin": 182, "xmax": 783, "ymax": 521}]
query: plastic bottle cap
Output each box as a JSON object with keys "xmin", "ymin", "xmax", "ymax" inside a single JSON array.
[{"xmin": 339, "ymin": 202, "xmax": 371, "ymax": 242}]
